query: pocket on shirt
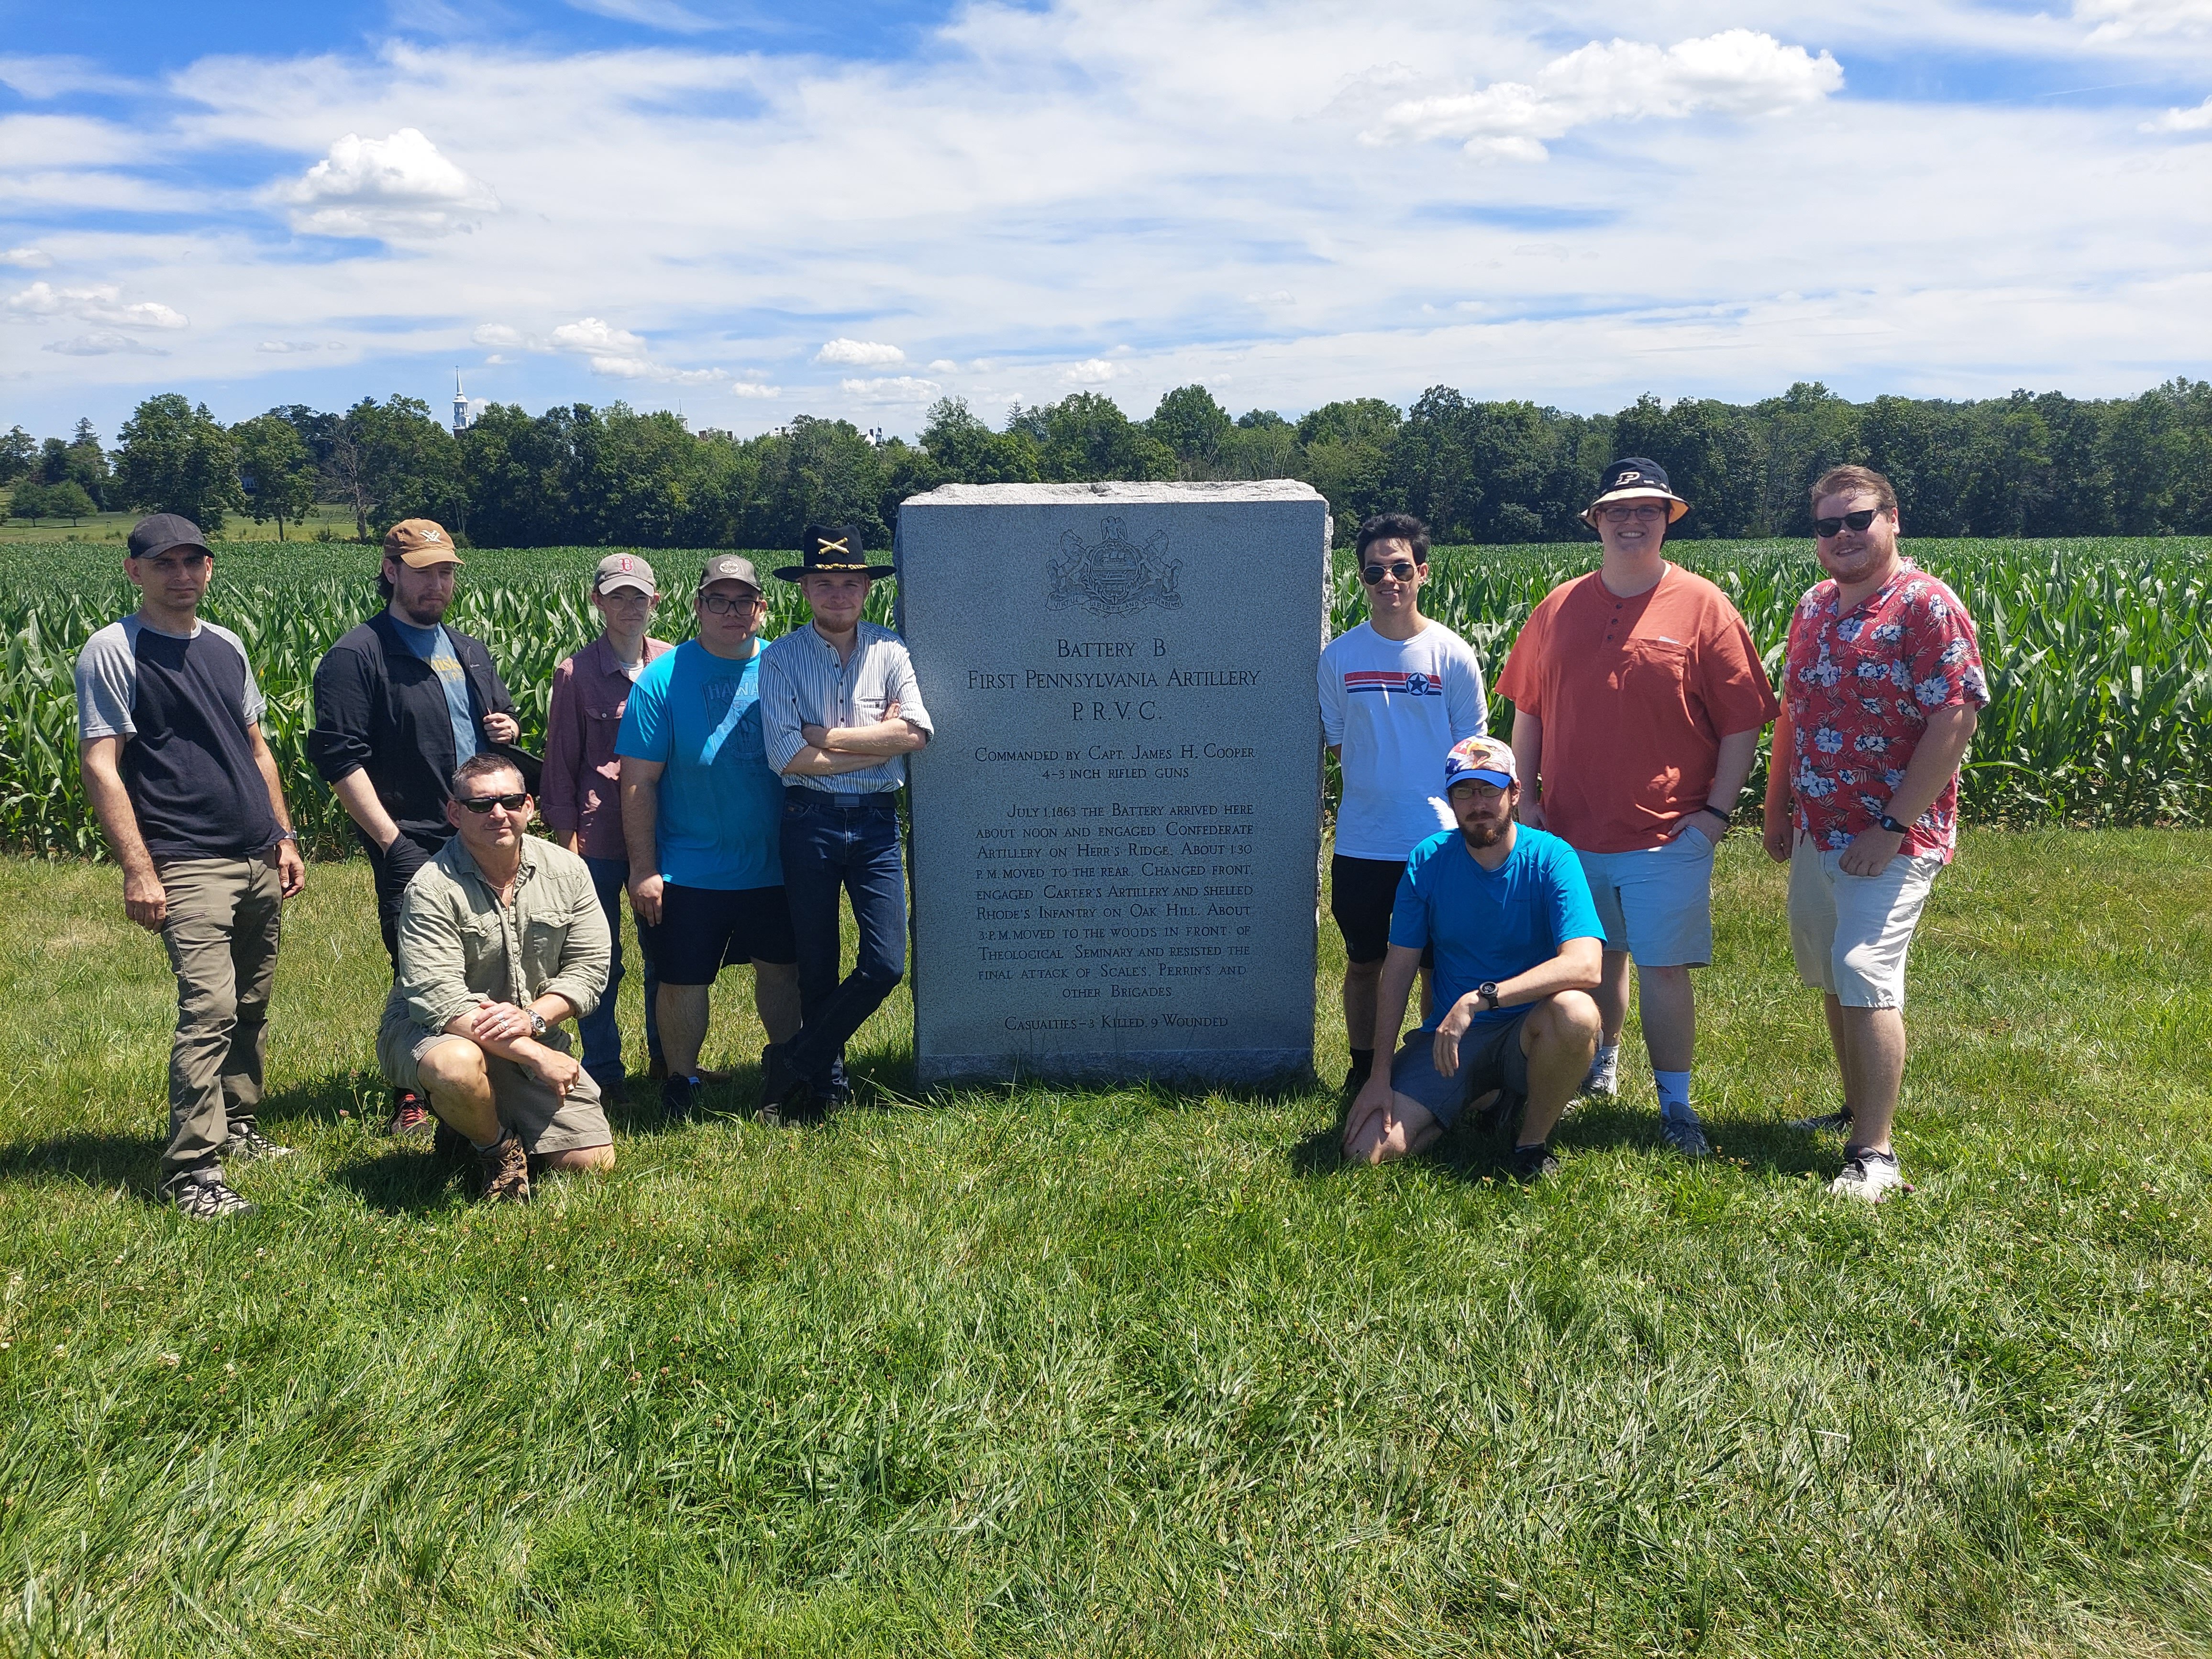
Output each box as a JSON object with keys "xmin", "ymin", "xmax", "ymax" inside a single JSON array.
[{"xmin": 1622, "ymin": 637, "xmax": 1690, "ymax": 695}]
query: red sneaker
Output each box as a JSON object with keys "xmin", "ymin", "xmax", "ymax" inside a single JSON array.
[{"xmin": 386, "ymin": 1091, "xmax": 433, "ymax": 1138}]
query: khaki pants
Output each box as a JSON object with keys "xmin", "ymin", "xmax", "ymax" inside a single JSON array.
[{"xmin": 157, "ymin": 856, "xmax": 283, "ymax": 1178}]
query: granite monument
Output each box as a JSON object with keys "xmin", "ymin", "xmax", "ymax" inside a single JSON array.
[{"xmin": 897, "ymin": 481, "xmax": 1330, "ymax": 1086}]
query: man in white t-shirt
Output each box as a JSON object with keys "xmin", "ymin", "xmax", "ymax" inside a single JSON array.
[{"xmin": 1318, "ymin": 511, "xmax": 1488, "ymax": 1088}]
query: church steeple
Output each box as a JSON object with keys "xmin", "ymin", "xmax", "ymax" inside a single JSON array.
[{"xmin": 452, "ymin": 369, "xmax": 468, "ymax": 435}]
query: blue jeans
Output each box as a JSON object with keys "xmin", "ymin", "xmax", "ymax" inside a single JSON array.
[
  {"xmin": 780, "ymin": 791, "xmax": 906, "ymax": 1089},
  {"xmin": 580, "ymin": 854, "xmax": 663, "ymax": 1083}
]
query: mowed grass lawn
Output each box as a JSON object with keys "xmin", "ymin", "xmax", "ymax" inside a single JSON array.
[{"xmin": 1, "ymin": 830, "xmax": 2209, "ymax": 1656}]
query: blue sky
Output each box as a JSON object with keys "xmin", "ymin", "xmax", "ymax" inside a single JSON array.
[{"xmin": 5, "ymin": 0, "xmax": 2211, "ymax": 445}]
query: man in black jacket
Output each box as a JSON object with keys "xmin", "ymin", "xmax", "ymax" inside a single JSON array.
[{"xmin": 308, "ymin": 519, "xmax": 520, "ymax": 1134}]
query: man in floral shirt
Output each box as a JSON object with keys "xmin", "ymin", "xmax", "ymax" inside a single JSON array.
[{"xmin": 1762, "ymin": 465, "xmax": 1987, "ymax": 1203}]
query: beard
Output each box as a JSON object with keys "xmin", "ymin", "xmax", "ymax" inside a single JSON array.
[{"xmin": 1459, "ymin": 814, "xmax": 1510, "ymax": 849}]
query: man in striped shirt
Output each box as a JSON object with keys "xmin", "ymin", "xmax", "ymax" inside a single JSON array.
[{"xmin": 757, "ymin": 524, "xmax": 933, "ymax": 1120}]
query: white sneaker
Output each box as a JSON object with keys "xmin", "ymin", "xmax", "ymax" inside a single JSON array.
[
  {"xmin": 1829, "ymin": 1147, "xmax": 1910, "ymax": 1203},
  {"xmin": 1578, "ymin": 1051, "xmax": 1619, "ymax": 1099}
]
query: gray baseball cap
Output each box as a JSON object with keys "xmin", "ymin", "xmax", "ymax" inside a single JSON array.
[
  {"xmin": 697, "ymin": 554, "xmax": 763, "ymax": 594},
  {"xmin": 593, "ymin": 553, "xmax": 658, "ymax": 596}
]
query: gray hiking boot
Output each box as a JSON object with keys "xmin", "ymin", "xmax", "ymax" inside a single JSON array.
[
  {"xmin": 1790, "ymin": 1106, "xmax": 1854, "ymax": 1134},
  {"xmin": 220, "ymin": 1125, "xmax": 294, "ymax": 1163},
  {"xmin": 160, "ymin": 1167, "xmax": 257, "ymax": 1220}
]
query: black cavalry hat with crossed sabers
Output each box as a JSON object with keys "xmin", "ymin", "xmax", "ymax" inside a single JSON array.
[{"xmin": 774, "ymin": 523, "xmax": 897, "ymax": 582}]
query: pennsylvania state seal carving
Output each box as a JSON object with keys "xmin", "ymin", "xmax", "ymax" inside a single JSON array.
[{"xmin": 1046, "ymin": 517, "xmax": 1183, "ymax": 617}]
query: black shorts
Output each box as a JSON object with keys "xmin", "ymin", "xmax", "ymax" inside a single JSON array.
[
  {"xmin": 1389, "ymin": 1008, "xmax": 1534, "ymax": 1130},
  {"xmin": 1330, "ymin": 853, "xmax": 1433, "ymax": 969},
  {"xmin": 641, "ymin": 884, "xmax": 796, "ymax": 984}
]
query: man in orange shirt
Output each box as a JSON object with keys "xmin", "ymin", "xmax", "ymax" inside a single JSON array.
[{"xmin": 1494, "ymin": 458, "xmax": 1778, "ymax": 1156}]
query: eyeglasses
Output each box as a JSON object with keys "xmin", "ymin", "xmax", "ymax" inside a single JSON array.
[
  {"xmin": 1599, "ymin": 503, "xmax": 1667, "ymax": 523},
  {"xmin": 1360, "ymin": 561, "xmax": 1419, "ymax": 585},
  {"xmin": 456, "ymin": 792, "xmax": 530, "ymax": 814},
  {"xmin": 1813, "ymin": 509, "xmax": 1882, "ymax": 539},
  {"xmin": 699, "ymin": 593, "xmax": 763, "ymax": 615}
]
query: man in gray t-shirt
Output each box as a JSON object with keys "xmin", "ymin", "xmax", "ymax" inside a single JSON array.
[{"xmin": 75, "ymin": 514, "xmax": 307, "ymax": 1221}]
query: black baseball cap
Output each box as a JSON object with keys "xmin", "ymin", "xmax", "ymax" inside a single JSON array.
[
  {"xmin": 127, "ymin": 513, "xmax": 211, "ymax": 560},
  {"xmin": 1583, "ymin": 457, "xmax": 1690, "ymax": 526}
]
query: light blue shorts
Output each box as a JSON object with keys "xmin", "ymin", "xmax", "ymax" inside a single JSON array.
[{"xmin": 1576, "ymin": 826, "xmax": 1716, "ymax": 968}]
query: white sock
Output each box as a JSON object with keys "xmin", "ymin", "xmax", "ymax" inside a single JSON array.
[{"xmin": 1655, "ymin": 1069, "xmax": 1695, "ymax": 1121}]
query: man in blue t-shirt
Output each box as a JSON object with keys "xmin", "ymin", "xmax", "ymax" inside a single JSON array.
[
  {"xmin": 617, "ymin": 555, "xmax": 798, "ymax": 1122},
  {"xmin": 1343, "ymin": 736, "xmax": 1604, "ymax": 1180}
]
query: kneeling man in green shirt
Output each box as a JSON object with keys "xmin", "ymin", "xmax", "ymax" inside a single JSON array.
[{"xmin": 377, "ymin": 752, "xmax": 616, "ymax": 1202}]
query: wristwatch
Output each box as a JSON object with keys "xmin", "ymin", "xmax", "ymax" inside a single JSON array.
[
  {"xmin": 1476, "ymin": 981, "xmax": 1500, "ymax": 1013},
  {"xmin": 527, "ymin": 1009, "xmax": 550, "ymax": 1039},
  {"xmin": 1877, "ymin": 813, "xmax": 1910, "ymax": 834}
]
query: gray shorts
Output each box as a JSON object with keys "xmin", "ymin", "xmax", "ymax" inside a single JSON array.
[
  {"xmin": 376, "ymin": 1014, "xmax": 612, "ymax": 1155},
  {"xmin": 1389, "ymin": 1008, "xmax": 1533, "ymax": 1129},
  {"xmin": 1576, "ymin": 825, "xmax": 1716, "ymax": 966}
]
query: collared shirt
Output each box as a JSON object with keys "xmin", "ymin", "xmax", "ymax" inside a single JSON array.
[
  {"xmin": 542, "ymin": 632, "xmax": 673, "ymax": 859},
  {"xmin": 759, "ymin": 620, "xmax": 934, "ymax": 795},
  {"xmin": 382, "ymin": 833, "xmax": 610, "ymax": 1037},
  {"xmin": 1782, "ymin": 562, "xmax": 1988, "ymax": 863}
]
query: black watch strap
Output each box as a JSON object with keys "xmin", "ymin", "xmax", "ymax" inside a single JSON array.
[
  {"xmin": 1477, "ymin": 981, "xmax": 1500, "ymax": 1011},
  {"xmin": 1878, "ymin": 813, "xmax": 1910, "ymax": 834}
]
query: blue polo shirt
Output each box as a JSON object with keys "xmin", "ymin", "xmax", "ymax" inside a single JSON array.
[
  {"xmin": 1388, "ymin": 824, "xmax": 1604, "ymax": 1031},
  {"xmin": 615, "ymin": 639, "xmax": 785, "ymax": 891}
]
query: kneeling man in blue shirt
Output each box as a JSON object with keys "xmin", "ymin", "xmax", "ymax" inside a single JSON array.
[{"xmin": 1343, "ymin": 736, "xmax": 1605, "ymax": 1179}]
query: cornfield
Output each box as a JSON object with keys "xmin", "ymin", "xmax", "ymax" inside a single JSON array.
[{"xmin": 2, "ymin": 537, "xmax": 2206, "ymax": 859}]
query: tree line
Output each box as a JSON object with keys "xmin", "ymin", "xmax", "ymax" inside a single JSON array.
[{"xmin": 6, "ymin": 377, "xmax": 2211, "ymax": 548}]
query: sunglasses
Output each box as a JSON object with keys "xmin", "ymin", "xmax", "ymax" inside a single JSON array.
[
  {"xmin": 456, "ymin": 792, "xmax": 530, "ymax": 814},
  {"xmin": 1813, "ymin": 509, "xmax": 1882, "ymax": 539},
  {"xmin": 1360, "ymin": 561, "xmax": 1420, "ymax": 585},
  {"xmin": 699, "ymin": 592, "xmax": 763, "ymax": 615}
]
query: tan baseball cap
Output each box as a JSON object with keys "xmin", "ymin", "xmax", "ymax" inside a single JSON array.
[
  {"xmin": 384, "ymin": 519, "xmax": 463, "ymax": 567},
  {"xmin": 593, "ymin": 553, "xmax": 658, "ymax": 597},
  {"xmin": 697, "ymin": 554, "xmax": 762, "ymax": 594}
]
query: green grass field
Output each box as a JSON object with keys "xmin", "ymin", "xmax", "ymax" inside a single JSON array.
[{"xmin": 2, "ymin": 830, "xmax": 2209, "ymax": 1655}]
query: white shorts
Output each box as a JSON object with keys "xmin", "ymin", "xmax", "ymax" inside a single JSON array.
[
  {"xmin": 1787, "ymin": 834, "xmax": 1944, "ymax": 1009},
  {"xmin": 1576, "ymin": 825, "xmax": 1716, "ymax": 968}
]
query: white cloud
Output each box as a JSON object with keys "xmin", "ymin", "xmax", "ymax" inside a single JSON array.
[
  {"xmin": 0, "ymin": 55, "xmax": 136, "ymax": 99},
  {"xmin": 1, "ymin": 247, "xmax": 51, "ymax": 268},
  {"xmin": 2079, "ymin": 0, "xmax": 2212, "ymax": 39},
  {"xmin": 839, "ymin": 375, "xmax": 942, "ymax": 402},
  {"xmin": 927, "ymin": 358, "xmax": 958, "ymax": 372},
  {"xmin": 1358, "ymin": 30, "xmax": 1843, "ymax": 161},
  {"xmin": 816, "ymin": 338, "xmax": 906, "ymax": 365},
  {"xmin": 551, "ymin": 316, "xmax": 648, "ymax": 354},
  {"xmin": 2, "ymin": 8, "xmax": 2210, "ymax": 430},
  {"xmin": 276, "ymin": 128, "xmax": 498, "ymax": 237},
  {"xmin": 1062, "ymin": 359, "xmax": 1120, "ymax": 385},
  {"xmin": 2146, "ymin": 94, "xmax": 2212, "ymax": 131},
  {"xmin": 565, "ymin": 0, "xmax": 721, "ymax": 32},
  {"xmin": 5, "ymin": 281, "xmax": 187, "ymax": 329},
  {"xmin": 44, "ymin": 332, "xmax": 167, "ymax": 356},
  {"xmin": 256, "ymin": 339, "xmax": 322, "ymax": 353}
]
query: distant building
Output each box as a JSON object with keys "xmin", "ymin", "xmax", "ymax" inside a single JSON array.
[{"xmin": 452, "ymin": 371, "xmax": 469, "ymax": 436}]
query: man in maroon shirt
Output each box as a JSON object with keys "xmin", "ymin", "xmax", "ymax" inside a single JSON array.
[{"xmin": 542, "ymin": 553, "xmax": 673, "ymax": 1100}]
